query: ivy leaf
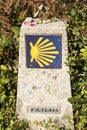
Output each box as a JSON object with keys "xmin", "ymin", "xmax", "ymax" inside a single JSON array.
[
  {"xmin": 1, "ymin": 65, "xmax": 8, "ymax": 71},
  {"xmin": 80, "ymin": 46, "xmax": 87, "ymax": 59},
  {"xmin": 70, "ymin": 9, "xmax": 76, "ymax": 16},
  {"xmin": 1, "ymin": 78, "xmax": 10, "ymax": 84},
  {"xmin": 0, "ymin": 92, "xmax": 6, "ymax": 103}
]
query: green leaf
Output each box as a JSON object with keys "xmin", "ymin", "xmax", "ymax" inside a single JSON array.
[
  {"xmin": 0, "ymin": 92, "xmax": 6, "ymax": 103},
  {"xmin": 1, "ymin": 65, "xmax": 8, "ymax": 71},
  {"xmin": 7, "ymin": 128, "xmax": 12, "ymax": 130},
  {"xmin": 1, "ymin": 78, "xmax": 10, "ymax": 84},
  {"xmin": 80, "ymin": 46, "xmax": 87, "ymax": 59},
  {"xmin": 10, "ymin": 120, "xmax": 14, "ymax": 125},
  {"xmin": 68, "ymin": 98, "xmax": 74, "ymax": 104},
  {"xmin": 70, "ymin": 9, "xmax": 76, "ymax": 16}
]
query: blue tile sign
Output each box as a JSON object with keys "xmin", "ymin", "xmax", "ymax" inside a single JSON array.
[{"xmin": 25, "ymin": 35, "xmax": 62, "ymax": 68}]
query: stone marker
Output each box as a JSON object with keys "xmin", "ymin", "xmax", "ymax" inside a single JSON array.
[{"xmin": 17, "ymin": 18, "xmax": 74, "ymax": 129}]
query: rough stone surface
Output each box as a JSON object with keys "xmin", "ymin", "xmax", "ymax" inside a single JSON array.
[
  {"xmin": 24, "ymin": 17, "xmax": 33, "ymax": 23},
  {"xmin": 17, "ymin": 18, "xmax": 74, "ymax": 130},
  {"xmin": 43, "ymin": 19, "xmax": 51, "ymax": 24}
]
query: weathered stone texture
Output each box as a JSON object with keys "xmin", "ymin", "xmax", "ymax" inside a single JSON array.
[{"xmin": 17, "ymin": 18, "xmax": 74, "ymax": 130}]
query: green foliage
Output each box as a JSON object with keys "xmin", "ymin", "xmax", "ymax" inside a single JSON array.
[
  {"xmin": 34, "ymin": 119, "xmax": 71, "ymax": 130},
  {"xmin": 0, "ymin": 0, "xmax": 87, "ymax": 130},
  {"xmin": 66, "ymin": 1, "xmax": 87, "ymax": 130},
  {"xmin": 0, "ymin": 29, "xmax": 29, "ymax": 129}
]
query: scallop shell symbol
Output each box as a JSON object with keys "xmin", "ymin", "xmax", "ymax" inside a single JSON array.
[{"xmin": 30, "ymin": 37, "xmax": 59, "ymax": 67}]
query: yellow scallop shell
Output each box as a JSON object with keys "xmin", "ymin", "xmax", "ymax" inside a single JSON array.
[{"xmin": 30, "ymin": 37, "xmax": 59, "ymax": 67}]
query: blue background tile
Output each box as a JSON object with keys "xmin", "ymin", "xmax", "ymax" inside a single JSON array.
[{"xmin": 25, "ymin": 35, "xmax": 62, "ymax": 68}]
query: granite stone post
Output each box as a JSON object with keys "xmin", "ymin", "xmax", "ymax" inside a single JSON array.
[{"xmin": 17, "ymin": 18, "xmax": 74, "ymax": 129}]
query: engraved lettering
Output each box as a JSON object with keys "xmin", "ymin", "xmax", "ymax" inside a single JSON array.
[{"xmin": 27, "ymin": 106, "xmax": 61, "ymax": 114}]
